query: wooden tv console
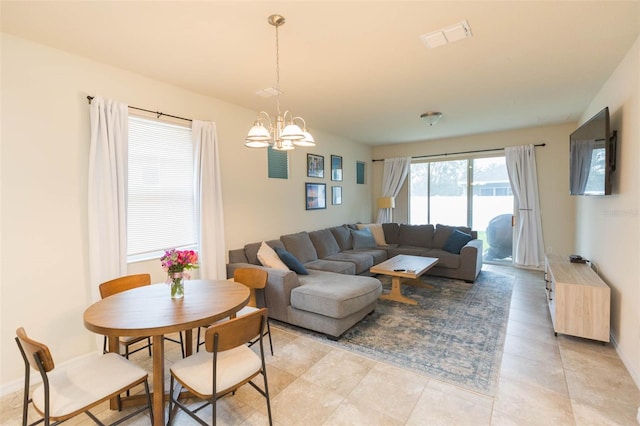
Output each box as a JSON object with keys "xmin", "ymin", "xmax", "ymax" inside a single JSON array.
[{"xmin": 544, "ymin": 253, "xmax": 610, "ymax": 343}]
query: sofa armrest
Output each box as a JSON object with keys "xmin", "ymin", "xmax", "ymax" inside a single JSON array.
[
  {"xmin": 459, "ymin": 239, "xmax": 483, "ymax": 282},
  {"xmin": 226, "ymin": 262, "xmax": 300, "ymax": 321}
]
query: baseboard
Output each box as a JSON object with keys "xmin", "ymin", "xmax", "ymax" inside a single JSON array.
[{"xmin": 606, "ymin": 332, "xmax": 639, "ymax": 424}]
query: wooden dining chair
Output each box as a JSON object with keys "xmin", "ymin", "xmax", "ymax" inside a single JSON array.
[
  {"xmin": 99, "ymin": 273, "xmax": 185, "ymax": 358},
  {"xmin": 168, "ymin": 308, "xmax": 272, "ymax": 426},
  {"xmin": 196, "ymin": 268, "xmax": 274, "ymax": 355},
  {"xmin": 15, "ymin": 327, "xmax": 153, "ymax": 426}
]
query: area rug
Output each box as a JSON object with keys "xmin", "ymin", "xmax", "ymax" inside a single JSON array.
[{"xmin": 271, "ymin": 270, "xmax": 514, "ymax": 396}]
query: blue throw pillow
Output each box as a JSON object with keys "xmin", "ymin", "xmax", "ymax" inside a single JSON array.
[
  {"xmin": 274, "ymin": 246, "xmax": 309, "ymax": 275},
  {"xmin": 351, "ymin": 228, "xmax": 376, "ymax": 249},
  {"xmin": 442, "ymin": 229, "xmax": 473, "ymax": 254}
]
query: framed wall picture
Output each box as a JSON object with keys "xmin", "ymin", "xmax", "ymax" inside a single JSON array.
[
  {"xmin": 307, "ymin": 154, "xmax": 324, "ymax": 178},
  {"xmin": 305, "ymin": 183, "xmax": 326, "ymax": 210},
  {"xmin": 356, "ymin": 161, "xmax": 365, "ymax": 184},
  {"xmin": 332, "ymin": 186, "xmax": 342, "ymax": 205},
  {"xmin": 331, "ymin": 155, "xmax": 343, "ymax": 181}
]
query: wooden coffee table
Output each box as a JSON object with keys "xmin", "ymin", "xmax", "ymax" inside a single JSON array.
[{"xmin": 370, "ymin": 254, "xmax": 439, "ymax": 305}]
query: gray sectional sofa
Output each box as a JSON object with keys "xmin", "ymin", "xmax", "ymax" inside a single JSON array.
[
  {"xmin": 381, "ymin": 223, "xmax": 483, "ymax": 282},
  {"xmin": 227, "ymin": 223, "xmax": 482, "ymax": 339}
]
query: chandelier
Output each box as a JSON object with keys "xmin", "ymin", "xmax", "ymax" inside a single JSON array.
[{"xmin": 245, "ymin": 14, "xmax": 315, "ymax": 150}]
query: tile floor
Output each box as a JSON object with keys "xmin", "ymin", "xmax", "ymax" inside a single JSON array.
[{"xmin": 2, "ymin": 265, "xmax": 639, "ymax": 425}]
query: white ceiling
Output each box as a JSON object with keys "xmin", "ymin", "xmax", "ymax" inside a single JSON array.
[{"xmin": 2, "ymin": 1, "xmax": 639, "ymax": 145}]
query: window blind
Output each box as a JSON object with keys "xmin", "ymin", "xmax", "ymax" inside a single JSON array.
[{"xmin": 127, "ymin": 116, "xmax": 196, "ymax": 261}]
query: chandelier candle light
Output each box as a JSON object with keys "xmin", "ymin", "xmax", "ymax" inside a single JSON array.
[
  {"xmin": 245, "ymin": 14, "xmax": 316, "ymax": 151},
  {"xmin": 160, "ymin": 249, "xmax": 199, "ymax": 299}
]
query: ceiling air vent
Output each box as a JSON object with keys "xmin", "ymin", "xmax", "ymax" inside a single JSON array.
[
  {"xmin": 420, "ymin": 20, "xmax": 472, "ymax": 49},
  {"xmin": 255, "ymin": 87, "xmax": 282, "ymax": 98}
]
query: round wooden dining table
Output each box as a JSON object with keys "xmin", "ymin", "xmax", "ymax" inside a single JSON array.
[{"xmin": 83, "ymin": 279, "xmax": 250, "ymax": 426}]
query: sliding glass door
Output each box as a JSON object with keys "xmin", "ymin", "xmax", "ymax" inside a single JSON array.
[
  {"xmin": 471, "ymin": 157, "xmax": 513, "ymax": 263},
  {"xmin": 410, "ymin": 156, "xmax": 513, "ymax": 264}
]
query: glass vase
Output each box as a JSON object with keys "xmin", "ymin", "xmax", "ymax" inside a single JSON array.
[{"xmin": 170, "ymin": 272, "xmax": 185, "ymax": 299}]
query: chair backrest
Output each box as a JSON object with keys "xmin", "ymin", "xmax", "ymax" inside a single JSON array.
[
  {"xmin": 16, "ymin": 327, "xmax": 55, "ymax": 373},
  {"xmin": 99, "ymin": 273, "xmax": 151, "ymax": 299},
  {"xmin": 233, "ymin": 268, "xmax": 267, "ymax": 308},
  {"xmin": 204, "ymin": 308, "xmax": 267, "ymax": 353}
]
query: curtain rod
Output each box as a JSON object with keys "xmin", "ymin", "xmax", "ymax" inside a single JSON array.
[
  {"xmin": 86, "ymin": 96, "xmax": 192, "ymax": 122},
  {"xmin": 372, "ymin": 143, "xmax": 545, "ymax": 162}
]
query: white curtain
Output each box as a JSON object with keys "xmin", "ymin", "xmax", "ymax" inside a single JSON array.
[
  {"xmin": 193, "ymin": 120, "xmax": 226, "ymax": 280},
  {"xmin": 376, "ymin": 157, "xmax": 411, "ymax": 224},
  {"xmin": 505, "ymin": 145, "xmax": 545, "ymax": 267},
  {"xmin": 88, "ymin": 97, "xmax": 129, "ymax": 302}
]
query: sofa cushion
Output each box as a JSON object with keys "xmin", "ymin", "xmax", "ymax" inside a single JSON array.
[
  {"xmin": 244, "ymin": 239, "xmax": 285, "ymax": 265},
  {"xmin": 280, "ymin": 232, "xmax": 318, "ymax": 263},
  {"xmin": 324, "ymin": 252, "xmax": 374, "ymax": 274},
  {"xmin": 228, "ymin": 248, "xmax": 249, "ymax": 264},
  {"xmin": 343, "ymin": 248, "xmax": 388, "ymax": 265},
  {"xmin": 424, "ymin": 249, "xmax": 461, "ymax": 269},
  {"xmin": 356, "ymin": 223, "xmax": 387, "ymax": 246},
  {"xmin": 274, "ymin": 247, "xmax": 309, "ymax": 275},
  {"xmin": 398, "ymin": 224, "xmax": 434, "ymax": 248},
  {"xmin": 433, "ymin": 224, "xmax": 473, "ymax": 249},
  {"xmin": 442, "ymin": 229, "xmax": 473, "ymax": 254},
  {"xmin": 257, "ymin": 241, "xmax": 289, "ymax": 270},
  {"xmin": 382, "ymin": 223, "xmax": 400, "ymax": 244},
  {"xmin": 330, "ymin": 225, "xmax": 353, "ymax": 251},
  {"xmin": 386, "ymin": 246, "xmax": 430, "ymax": 258},
  {"xmin": 309, "ymin": 229, "xmax": 341, "ymax": 258},
  {"xmin": 292, "ymin": 270, "xmax": 382, "ymax": 318},
  {"xmin": 304, "ymin": 259, "xmax": 356, "ymax": 275},
  {"xmin": 351, "ymin": 228, "xmax": 376, "ymax": 249}
]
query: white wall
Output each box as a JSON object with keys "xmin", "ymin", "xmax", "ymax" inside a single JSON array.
[
  {"xmin": 371, "ymin": 123, "xmax": 577, "ymax": 259},
  {"xmin": 0, "ymin": 34, "xmax": 372, "ymax": 390},
  {"xmin": 575, "ymin": 37, "xmax": 639, "ymax": 388}
]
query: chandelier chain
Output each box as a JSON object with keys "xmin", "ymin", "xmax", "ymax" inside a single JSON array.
[{"xmin": 275, "ymin": 24, "xmax": 281, "ymax": 115}]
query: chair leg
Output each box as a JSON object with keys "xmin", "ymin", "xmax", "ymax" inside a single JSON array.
[
  {"xmin": 264, "ymin": 371, "xmax": 273, "ymax": 426},
  {"xmin": 212, "ymin": 395, "xmax": 217, "ymax": 426},
  {"xmin": 266, "ymin": 320, "xmax": 274, "ymax": 356},
  {"xmin": 167, "ymin": 376, "xmax": 174, "ymax": 425},
  {"xmin": 146, "ymin": 337, "xmax": 152, "ymax": 357},
  {"xmin": 21, "ymin": 370, "xmax": 29, "ymax": 426},
  {"xmin": 179, "ymin": 332, "xmax": 185, "ymax": 358},
  {"xmin": 196, "ymin": 327, "xmax": 202, "ymax": 352}
]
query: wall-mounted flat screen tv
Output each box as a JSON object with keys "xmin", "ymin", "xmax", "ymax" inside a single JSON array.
[{"xmin": 569, "ymin": 107, "xmax": 616, "ymax": 196}]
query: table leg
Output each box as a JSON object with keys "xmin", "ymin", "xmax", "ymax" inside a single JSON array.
[
  {"xmin": 407, "ymin": 278, "xmax": 434, "ymax": 289},
  {"xmin": 184, "ymin": 329, "xmax": 193, "ymax": 357},
  {"xmin": 108, "ymin": 336, "xmax": 120, "ymax": 410},
  {"xmin": 380, "ymin": 276, "xmax": 418, "ymax": 305},
  {"xmin": 152, "ymin": 335, "xmax": 165, "ymax": 426}
]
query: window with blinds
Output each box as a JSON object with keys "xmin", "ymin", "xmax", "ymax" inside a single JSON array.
[{"xmin": 127, "ymin": 116, "xmax": 196, "ymax": 262}]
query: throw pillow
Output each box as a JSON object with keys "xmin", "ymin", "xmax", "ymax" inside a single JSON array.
[
  {"xmin": 257, "ymin": 241, "xmax": 289, "ymax": 271},
  {"xmin": 442, "ymin": 229, "xmax": 473, "ymax": 254},
  {"xmin": 356, "ymin": 223, "xmax": 388, "ymax": 246},
  {"xmin": 351, "ymin": 228, "xmax": 376, "ymax": 249},
  {"xmin": 274, "ymin": 246, "xmax": 309, "ymax": 275}
]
